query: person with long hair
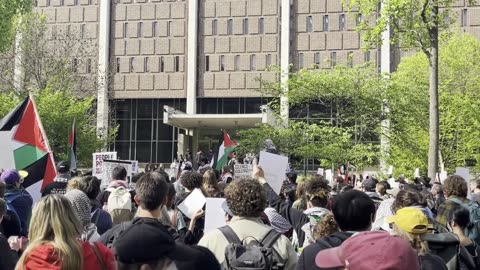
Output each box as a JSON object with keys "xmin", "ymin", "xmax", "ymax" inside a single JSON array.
[
  {"xmin": 202, "ymin": 170, "xmax": 223, "ymax": 198},
  {"xmin": 387, "ymin": 207, "xmax": 447, "ymax": 270},
  {"xmin": 16, "ymin": 195, "xmax": 114, "ymax": 270}
]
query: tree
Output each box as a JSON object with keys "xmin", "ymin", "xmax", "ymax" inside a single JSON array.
[
  {"xmin": 238, "ymin": 64, "xmax": 384, "ymax": 170},
  {"xmin": 0, "ymin": 0, "xmax": 30, "ymax": 53},
  {"xmin": 0, "ymin": 86, "xmax": 116, "ymax": 167},
  {"xmin": 343, "ymin": 0, "xmax": 476, "ymax": 179},
  {"xmin": 387, "ymin": 33, "xmax": 480, "ymax": 174}
]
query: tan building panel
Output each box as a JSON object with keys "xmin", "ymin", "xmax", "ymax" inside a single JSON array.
[
  {"xmin": 171, "ymin": 2, "xmax": 186, "ymax": 19},
  {"xmin": 327, "ymin": 0, "xmax": 343, "ymax": 12},
  {"xmin": 164, "ymin": 56, "xmax": 175, "ymax": 72},
  {"xmin": 310, "ymin": 32, "xmax": 326, "ymax": 50},
  {"xmin": 51, "ymin": 0, "xmax": 61, "ymax": 7},
  {"xmin": 262, "ymin": 0, "xmax": 278, "ymax": 15},
  {"xmin": 156, "ymin": 39, "xmax": 170, "ymax": 55},
  {"xmin": 240, "ymin": 55, "xmax": 251, "ymax": 71},
  {"xmin": 156, "ymin": 4, "xmax": 171, "ymax": 19},
  {"xmin": 215, "ymin": 73, "xmax": 230, "ymax": 89},
  {"xmin": 70, "ymin": 7, "xmax": 84, "ymax": 22},
  {"xmin": 297, "ymin": 33, "xmax": 310, "ymax": 51},
  {"xmin": 85, "ymin": 23, "xmax": 97, "ymax": 39},
  {"xmin": 216, "ymin": 1, "xmax": 231, "ymax": 17},
  {"xmin": 65, "ymin": 0, "xmax": 75, "ymax": 6},
  {"xmin": 84, "ymin": 6, "xmax": 98, "ymax": 22},
  {"xmin": 141, "ymin": 5, "xmax": 156, "ymax": 20},
  {"xmin": 157, "ymin": 20, "xmax": 168, "ymax": 37},
  {"xmin": 114, "ymin": 22, "xmax": 124, "ymax": 38},
  {"xmin": 139, "ymin": 74, "xmax": 154, "ymax": 90},
  {"xmin": 470, "ymin": 8, "xmax": 480, "ymax": 26},
  {"xmin": 297, "ymin": 0, "xmax": 310, "ymax": 14},
  {"xmin": 203, "ymin": 73, "xmax": 215, "ymax": 89},
  {"xmin": 141, "ymin": 39, "xmax": 155, "ymax": 55},
  {"xmin": 312, "ymin": 14, "xmax": 324, "ymax": 32},
  {"xmin": 296, "ymin": 15, "xmax": 307, "ymax": 33},
  {"xmin": 311, "ymin": 0, "xmax": 326, "ymax": 13},
  {"xmin": 170, "ymin": 73, "xmax": 185, "ymax": 90},
  {"xmin": 246, "ymin": 72, "xmax": 261, "ymax": 89},
  {"xmin": 202, "ymin": 1, "xmax": 216, "ymax": 18},
  {"xmin": 56, "ymin": 8, "xmax": 70, "ymax": 23},
  {"xmin": 172, "ymin": 21, "xmax": 185, "ymax": 37},
  {"xmin": 149, "ymin": 57, "xmax": 160, "ymax": 73},
  {"xmin": 231, "ymin": 37, "xmax": 246, "ymax": 53},
  {"xmin": 246, "ymin": 36, "xmax": 261, "ymax": 52},
  {"xmin": 114, "ymin": 5, "xmax": 126, "ymax": 21},
  {"xmin": 113, "ymin": 75, "xmax": 125, "ymax": 91},
  {"xmin": 127, "ymin": 5, "xmax": 141, "ymax": 21},
  {"xmin": 264, "ymin": 17, "xmax": 278, "ymax": 34},
  {"xmin": 217, "ymin": 18, "xmax": 228, "ymax": 35},
  {"xmin": 125, "ymin": 74, "xmax": 139, "ymax": 90},
  {"xmin": 225, "ymin": 55, "xmax": 235, "ymax": 71},
  {"xmin": 216, "ymin": 37, "xmax": 230, "ymax": 53},
  {"xmin": 204, "ymin": 19, "xmax": 213, "ymax": 36},
  {"xmin": 326, "ymin": 33, "xmax": 343, "ymax": 50},
  {"xmin": 170, "ymin": 38, "xmax": 185, "ymax": 54},
  {"xmin": 203, "ymin": 37, "xmax": 215, "ymax": 53},
  {"xmin": 210, "ymin": 55, "xmax": 220, "ymax": 72},
  {"xmin": 119, "ymin": 58, "xmax": 130, "ymax": 73},
  {"xmin": 231, "ymin": 73, "xmax": 245, "ymax": 89},
  {"xmin": 247, "ymin": 0, "xmax": 262, "ymax": 16},
  {"xmin": 231, "ymin": 1, "xmax": 246, "ymax": 17},
  {"xmin": 154, "ymin": 74, "xmax": 169, "ymax": 90},
  {"xmin": 262, "ymin": 36, "xmax": 277, "ymax": 52},
  {"xmin": 143, "ymin": 22, "xmax": 153, "ymax": 37},
  {"xmin": 343, "ymin": 32, "xmax": 360, "ymax": 50},
  {"xmin": 126, "ymin": 39, "xmax": 141, "ymax": 55},
  {"xmin": 233, "ymin": 18, "xmax": 244, "ymax": 35},
  {"xmin": 42, "ymin": 8, "xmax": 56, "ymax": 23}
]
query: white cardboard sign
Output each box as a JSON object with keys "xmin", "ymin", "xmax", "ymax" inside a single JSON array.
[
  {"xmin": 177, "ymin": 188, "xmax": 207, "ymax": 219},
  {"xmin": 101, "ymin": 159, "xmax": 134, "ymax": 187},
  {"xmin": 258, "ymin": 151, "xmax": 289, "ymax": 194},
  {"xmin": 92, "ymin": 152, "xmax": 117, "ymax": 178},
  {"xmin": 234, "ymin": 164, "xmax": 253, "ymax": 180},
  {"xmin": 204, "ymin": 198, "xmax": 227, "ymax": 233},
  {"xmin": 456, "ymin": 167, "xmax": 471, "ymax": 199}
]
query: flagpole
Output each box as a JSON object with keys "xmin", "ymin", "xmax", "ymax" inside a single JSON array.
[{"xmin": 29, "ymin": 93, "xmax": 55, "ymax": 158}]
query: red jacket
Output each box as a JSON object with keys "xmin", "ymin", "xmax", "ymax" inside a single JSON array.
[{"xmin": 22, "ymin": 241, "xmax": 114, "ymax": 270}]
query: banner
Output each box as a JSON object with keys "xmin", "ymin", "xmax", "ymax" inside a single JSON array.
[
  {"xmin": 101, "ymin": 159, "xmax": 134, "ymax": 187},
  {"xmin": 92, "ymin": 152, "xmax": 117, "ymax": 178}
]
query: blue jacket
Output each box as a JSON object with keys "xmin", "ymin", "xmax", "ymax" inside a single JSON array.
[{"xmin": 5, "ymin": 188, "xmax": 33, "ymax": 237}]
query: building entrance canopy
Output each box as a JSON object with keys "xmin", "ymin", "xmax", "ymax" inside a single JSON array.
[{"xmin": 163, "ymin": 105, "xmax": 277, "ymax": 130}]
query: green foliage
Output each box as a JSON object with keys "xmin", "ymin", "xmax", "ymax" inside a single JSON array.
[
  {"xmin": 238, "ymin": 64, "xmax": 384, "ymax": 170},
  {"xmin": 0, "ymin": 0, "xmax": 31, "ymax": 53},
  {"xmin": 0, "ymin": 87, "xmax": 116, "ymax": 167},
  {"xmin": 388, "ymin": 33, "xmax": 480, "ymax": 174}
]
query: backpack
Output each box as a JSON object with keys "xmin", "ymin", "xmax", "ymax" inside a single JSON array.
[
  {"xmin": 219, "ymin": 226, "xmax": 285, "ymax": 270},
  {"xmin": 423, "ymin": 233, "xmax": 460, "ymax": 270},
  {"xmin": 107, "ymin": 187, "xmax": 132, "ymax": 225},
  {"xmin": 449, "ymin": 198, "xmax": 480, "ymax": 245},
  {"xmin": 4, "ymin": 192, "xmax": 22, "ymax": 234}
]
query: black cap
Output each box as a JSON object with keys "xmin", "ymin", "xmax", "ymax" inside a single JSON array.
[
  {"xmin": 56, "ymin": 161, "xmax": 70, "ymax": 173},
  {"xmin": 114, "ymin": 219, "xmax": 209, "ymax": 266}
]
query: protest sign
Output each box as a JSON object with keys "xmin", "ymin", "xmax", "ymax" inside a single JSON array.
[
  {"xmin": 93, "ymin": 152, "xmax": 117, "ymax": 178},
  {"xmin": 325, "ymin": 169, "xmax": 333, "ymax": 182},
  {"xmin": 317, "ymin": 168, "xmax": 324, "ymax": 176},
  {"xmin": 204, "ymin": 198, "xmax": 227, "ymax": 233},
  {"xmin": 387, "ymin": 166, "xmax": 393, "ymax": 175},
  {"xmin": 258, "ymin": 151, "xmax": 289, "ymax": 194},
  {"xmin": 177, "ymin": 188, "xmax": 207, "ymax": 219},
  {"xmin": 414, "ymin": 168, "xmax": 420, "ymax": 178},
  {"xmin": 439, "ymin": 171, "xmax": 448, "ymax": 184},
  {"xmin": 101, "ymin": 159, "xmax": 134, "ymax": 187},
  {"xmin": 456, "ymin": 167, "xmax": 471, "ymax": 199},
  {"xmin": 234, "ymin": 164, "xmax": 253, "ymax": 180}
]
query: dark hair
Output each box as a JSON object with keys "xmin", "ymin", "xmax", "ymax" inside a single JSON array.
[
  {"xmin": 376, "ymin": 182, "xmax": 389, "ymax": 196},
  {"xmin": 287, "ymin": 172, "xmax": 297, "ymax": 184},
  {"xmin": 225, "ymin": 178, "xmax": 266, "ymax": 217},
  {"xmin": 180, "ymin": 171, "xmax": 203, "ymax": 191},
  {"xmin": 131, "ymin": 172, "xmax": 145, "ymax": 184},
  {"xmin": 76, "ymin": 176, "xmax": 101, "ymax": 200},
  {"xmin": 155, "ymin": 170, "xmax": 170, "ymax": 184},
  {"xmin": 213, "ymin": 169, "xmax": 220, "ymax": 181},
  {"xmin": 332, "ymin": 190, "xmax": 375, "ymax": 231},
  {"xmin": 0, "ymin": 181, "xmax": 5, "ymax": 198},
  {"xmin": 117, "ymin": 259, "xmax": 169, "ymax": 270},
  {"xmin": 222, "ymin": 165, "xmax": 231, "ymax": 174},
  {"xmin": 443, "ymin": 175, "xmax": 468, "ymax": 198},
  {"xmin": 448, "ymin": 205, "xmax": 472, "ymax": 230},
  {"xmin": 340, "ymin": 185, "xmax": 354, "ymax": 193},
  {"xmin": 304, "ymin": 176, "xmax": 330, "ymax": 207},
  {"xmin": 284, "ymin": 187, "xmax": 296, "ymax": 202},
  {"xmin": 166, "ymin": 183, "xmax": 176, "ymax": 209},
  {"xmin": 112, "ymin": 166, "xmax": 128, "ymax": 181},
  {"xmin": 392, "ymin": 189, "xmax": 424, "ymax": 213},
  {"xmin": 135, "ymin": 172, "xmax": 168, "ymax": 211},
  {"xmin": 0, "ymin": 198, "xmax": 6, "ymax": 217}
]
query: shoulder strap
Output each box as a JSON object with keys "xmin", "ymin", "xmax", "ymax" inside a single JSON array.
[
  {"xmin": 449, "ymin": 197, "xmax": 465, "ymax": 206},
  {"xmin": 218, "ymin": 226, "xmax": 242, "ymax": 245},
  {"xmin": 315, "ymin": 239, "xmax": 333, "ymax": 249},
  {"xmin": 89, "ymin": 242, "xmax": 107, "ymax": 270},
  {"xmin": 260, "ymin": 229, "xmax": 282, "ymax": 248},
  {"xmin": 92, "ymin": 208, "xmax": 102, "ymax": 225}
]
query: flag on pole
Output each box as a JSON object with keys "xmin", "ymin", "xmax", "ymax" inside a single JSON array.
[
  {"xmin": 0, "ymin": 95, "xmax": 57, "ymax": 202},
  {"xmin": 68, "ymin": 118, "xmax": 77, "ymax": 171},
  {"xmin": 211, "ymin": 131, "xmax": 238, "ymax": 171}
]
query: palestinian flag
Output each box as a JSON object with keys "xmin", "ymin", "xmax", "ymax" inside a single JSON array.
[
  {"xmin": 68, "ymin": 119, "xmax": 77, "ymax": 171},
  {"xmin": 0, "ymin": 95, "xmax": 56, "ymax": 202},
  {"xmin": 212, "ymin": 131, "xmax": 238, "ymax": 171}
]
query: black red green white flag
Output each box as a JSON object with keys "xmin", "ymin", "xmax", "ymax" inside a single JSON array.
[
  {"xmin": 0, "ymin": 96, "xmax": 56, "ymax": 201},
  {"xmin": 212, "ymin": 131, "xmax": 238, "ymax": 171}
]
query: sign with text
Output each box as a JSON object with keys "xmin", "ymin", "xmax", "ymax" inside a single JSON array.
[
  {"xmin": 101, "ymin": 159, "xmax": 134, "ymax": 187},
  {"xmin": 234, "ymin": 164, "xmax": 253, "ymax": 180},
  {"xmin": 92, "ymin": 152, "xmax": 117, "ymax": 178}
]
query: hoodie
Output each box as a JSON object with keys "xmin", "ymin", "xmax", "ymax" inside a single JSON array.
[{"xmin": 23, "ymin": 242, "xmax": 114, "ymax": 270}]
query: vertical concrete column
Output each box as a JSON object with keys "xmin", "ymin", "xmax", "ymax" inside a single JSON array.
[
  {"xmin": 97, "ymin": 0, "xmax": 111, "ymax": 140},
  {"xmin": 380, "ymin": 2, "xmax": 391, "ymax": 174},
  {"xmin": 14, "ymin": 30, "xmax": 24, "ymax": 92},
  {"xmin": 186, "ymin": 0, "xmax": 199, "ymax": 114},
  {"xmin": 280, "ymin": 0, "xmax": 291, "ymax": 123}
]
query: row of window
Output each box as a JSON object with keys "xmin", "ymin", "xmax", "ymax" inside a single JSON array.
[
  {"xmin": 298, "ymin": 51, "xmax": 372, "ymax": 68},
  {"xmin": 210, "ymin": 17, "xmax": 266, "ymax": 35},
  {"xmin": 71, "ymin": 58, "xmax": 92, "ymax": 73},
  {"xmin": 35, "ymin": 0, "xmax": 91, "ymax": 6},
  {"xmin": 305, "ymin": 13, "xmax": 362, "ymax": 33},
  {"xmin": 122, "ymin": 21, "xmax": 177, "ymax": 38},
  {"xmin": 116, "ymin": 56, "xmax": 181, "ymax": 73},
  {"xmin": 205, "ymin": 54, "xmax": 273, "ymax": 72}
]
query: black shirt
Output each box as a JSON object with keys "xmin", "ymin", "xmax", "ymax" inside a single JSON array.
[{"xmin": 41, "ymin": 182, "xmax": 68, "ymax": 197}]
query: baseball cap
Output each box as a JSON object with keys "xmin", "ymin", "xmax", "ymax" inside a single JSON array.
[
  {"xmin": 362, "ymin": 179, "xmax": 376, "ymax": 191},
  {"xmin": 56, "ymin": 161, "xmax": 70, "ymax": 173},
  {"xmin": 315, "ymin": 231, "xmax": 419, "ymax": 270},
  {"xmin": 1, "ymin": 169, "xmax": 28, "ymax": 185},
  {"xmin": 115, "ymin": 219, "xmax": 201, "ymax": 264},
  {"xmin": 386, "ymin": 207, "xmax": 428, "ymax": 234}
]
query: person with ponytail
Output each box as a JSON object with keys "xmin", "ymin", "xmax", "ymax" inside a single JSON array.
[{"xmin": 15, "ymin": 195, "xmax": 114, "ymax": 270}]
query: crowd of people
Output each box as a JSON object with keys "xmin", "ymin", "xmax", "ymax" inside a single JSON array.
[{"xmin": 1, "ymin": 158, "xmax": 480, "ymax": 270}]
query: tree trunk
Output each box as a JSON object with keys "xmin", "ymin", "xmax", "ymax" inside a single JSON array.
[{"xmin": 428, "ymin": 5, "xmax": 439, "ymax": 181}]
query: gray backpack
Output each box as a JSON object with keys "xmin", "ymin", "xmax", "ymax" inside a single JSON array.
[{"xmin": 219, "ymin": 226, "xmax": 285, "ymax": 270}]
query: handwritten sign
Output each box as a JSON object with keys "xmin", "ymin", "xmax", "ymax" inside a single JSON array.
[
  {"xmin": 234, "ymin": 164, "xmax": 253, "ymax": 180},
  {"xmin": 92, "ymin": 152, "xmax": 117, "ymax": 178}
]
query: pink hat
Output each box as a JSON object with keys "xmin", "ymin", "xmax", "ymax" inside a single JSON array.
[{"xmin": 315, "ymin": 231, "xmax": 420, "ymax": 270}]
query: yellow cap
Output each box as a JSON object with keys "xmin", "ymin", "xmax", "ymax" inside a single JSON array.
[
  {"xmin": 386, "ymin": 207, "xmax": 428, "ymax": 234},
  {"xmin": 18, "ymin": 170, "xmax": 29, "ymax": 179}
]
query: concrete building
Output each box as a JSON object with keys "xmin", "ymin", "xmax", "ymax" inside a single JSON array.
[{"xmin": 33, "ymin": 0, "xmax": 480, "ymax": 164}]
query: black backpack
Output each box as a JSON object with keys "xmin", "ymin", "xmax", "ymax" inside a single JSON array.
[
  {"xmin": 423, "ymin": 233, "xmax": 460, "ymax": 270},
  {"xmin": 219, "ymin": 226, "xmax": 285, "ymax": 270}
]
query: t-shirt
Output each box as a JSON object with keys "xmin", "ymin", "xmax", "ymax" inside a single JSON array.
[
  {"xmin": 471, "ymin": 193, "xmax": 480, "ymax": 203},
  {"xmin": 41, "ymin": 182, "xmax": 68, "ymax": 197}
]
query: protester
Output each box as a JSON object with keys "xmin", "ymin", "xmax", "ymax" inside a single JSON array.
[
  {"xmin": 2, "ymin": 169, "xmax": 32, "ymax": 237},
  {"xmin": 202, "ymin": 170, "xmax": 223, "ymax": 198},
  {"xmin": 376, "ymin": 181, "xmax": 393, "ymax": 200},
  {"xmin": 437, "ymin": 176, "xmax": 472, "ymax": 228},
  {"xmin": 387, "ymin": 207, "xmax": 447, "ymax": 269},
  {"xmin": 297, "ymin": 190, "xmax": 376, "ymax": 270},
  {"xmin": 315, "ymin": 231, "xmax": 420, "ymax": 270},
  {"xmin": 431, "ymin": 183, "xmax": 446, "ymax": 213},
  {"xmin": 64, "ymin": 189, "xmax": 101, "ymax": 241},
  {"xmin": 41, "ymin": 161, "xmax": 71, "ymax": 196},
  {"xmin": 0, "ymin": 181, "xmax": 21, "ymax": 238},
  {"xmin": 198, "ymin": 178, "xmax": 298, "ymax": 269},
  {"xmin": 16, "ymin": 195, "xmax": 114, "ymax": 270},
  {"xmin": 220, "ymin": 165, "xmax": 233, "ymax": 184},
  {"xmin": 292, "ymin": 181, "xmax": 307, "ymax": 211},
  {"xmin": 448, "ymin": 205, "xmax": 480, "ymax": 270},
  {"xmin": 361, "ymin": 178, "xmax": 383, "ymax": 207},
  {"xmin": 312, "ymin": 212, "xmax": 338, "ymax": 240},
  {"xmin": 263, "ymin": 207, "xmax": 293, "ymax": 235},
  {"xmin": 115, "ymin": 215, "xmax": 221, "ymax": 270},
  {"xmin": 0, "ymin": 198, "xmax": 18, "ymax": 270},
  {"xmin": 73, "ymin": 176, "xmax": 112, "ymax": 235},
  {"xmin": 97, "ymin": 166, "xmax": 134, "ymax": 205},
  {"xmin": 470, "ymin": 178, "xmax": 480, "ymax": 203},
  {"xmin": 372, "ymin": 187, "xmax": 399, "ymax": 230},
  {"xmin": 197, "ymin": 157, "xmax": 212, "ymax": 175}
]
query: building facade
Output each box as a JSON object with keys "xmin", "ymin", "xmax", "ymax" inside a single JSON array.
[{"xmin": 33, "ymin": 0, "xmax": 480, "ymax": 163}]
